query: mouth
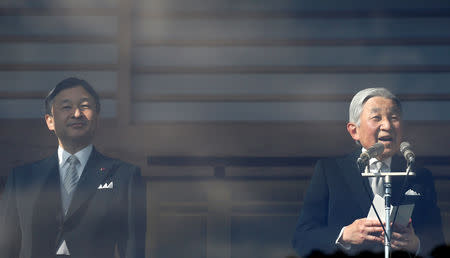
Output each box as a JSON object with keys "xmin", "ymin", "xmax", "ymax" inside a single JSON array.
[
  {"xmin": 378, "ymin": 135, "xmax": 393, "ymax": 143},
  {"xmin": 68, "ymin": 122, "xmax": 86, "ymax": 128}
]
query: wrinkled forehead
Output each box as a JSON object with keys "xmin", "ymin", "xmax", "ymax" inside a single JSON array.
[{"xmin": 363, "ymin": 96, "xmax": 402, "ymax": 115}]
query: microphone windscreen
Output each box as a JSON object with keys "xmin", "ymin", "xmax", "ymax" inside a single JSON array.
[{"xmin": 400, "ymin": 142, "xmax": 411, "ymax": 154}]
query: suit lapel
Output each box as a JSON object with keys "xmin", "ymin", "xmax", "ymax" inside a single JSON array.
[
  {"xmin": 65, "ymin": 148, "xmax": 113, "ymax": 221},
  {"xmin": 29, "ymin": 154, "xmax": 59, "ymax": 210},
  {"xmin": 30, "ymin": 154, "xmax": 63, "ymax": 257},
  {"xmin": 390, "ymin": 155, "xmax": 408, "ymax": 204},
  {"xmin": 339, "ymin": 150, "xmax": 374, "ymax": 214}
]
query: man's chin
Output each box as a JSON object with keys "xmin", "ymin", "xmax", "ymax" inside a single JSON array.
[
  {"xmin": 65, "ymin": 133, "xmax": 94, "ymax": 144},
  {"xmin": 379, "ymin": 149, "xmax": 396, "ymax": 160}
]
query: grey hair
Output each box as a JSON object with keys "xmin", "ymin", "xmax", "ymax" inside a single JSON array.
[{"xmin": 349, "ymin": 88, "xmax": 402, "ymax": 126}]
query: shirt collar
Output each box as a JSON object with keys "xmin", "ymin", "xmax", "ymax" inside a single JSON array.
[
  {"xmin": 361, "ymin": 147, "xmax": 392, "ymax": 169},
  {"xmin": 58, "ymin": 144, "xmax": 93, "ymax": 169}
]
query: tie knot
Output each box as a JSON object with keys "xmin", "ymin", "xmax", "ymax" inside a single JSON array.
[
  {"xmin": 67, "ymin": 155, "xmax": 79, "ymax": 166},
  {"xmin": 375, "ymin": 161, "xmax": 387, "ymax": 172}
]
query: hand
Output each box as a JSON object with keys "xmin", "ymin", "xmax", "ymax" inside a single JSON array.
[
  {"xmin": 384, "ymin": 220, "xmax": 420, "ymax": 253},
  {"xmin": 342, "ymin": 218, "xmax": 384, "ymax": 245}
]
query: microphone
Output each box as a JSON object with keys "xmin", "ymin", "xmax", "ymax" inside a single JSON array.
[
  {"xmin": 357, "ymin": 142, "xmax": 385, "ymax": 169},
  {"xmin": 400, "ymin": 142, "xmax": 415, "ymax": 165}
]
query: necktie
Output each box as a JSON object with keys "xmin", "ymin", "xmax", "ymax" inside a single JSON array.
[
  {"xmin": 372, "ymin": 161, "xmax": 386, "ymax": 197},
  {"xmin": 63, "ymin": 155, "xmax": 80, "ymax": 194}
]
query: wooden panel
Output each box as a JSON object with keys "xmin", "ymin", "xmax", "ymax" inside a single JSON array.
[
  {"xmin": 134, "ymin": 0, "xmax": 450, "ymax": 12},
  {"xmin": 133, "ymin": 65, "xmax": 450, "ymax": 74},
  {"xmin": 134, "ymin": 18, "xmax": 450, "ymax": 41},
  {"xmin": 0, "ymin": 0, "xmax": 118, "ymax": 8},
  {"xmin": 146, "ymin": 166, "xmax": 214, "ymax": 178},
  {"xmin": 0, "ymin": 16, "xmax": 117, "ymax": 36},
  {"xmin": 1, "ymin": 1, "xmax": 450, "ymax": 257},
  {"xmin": 0, "ymin": 99, "xmax": 116, "ymax": 118},
  {"xmin": 131, "ymin": 94, "xmax": 450, "ymax": 102},
  {"xmin": 0, "ymin": 35, "xmax": 115, "ymax": 44},
  {"xmin": 0, "ymin": 43, "xmax": 117, "ymax": 64},
  {"xmin": 0, "ymin": 8, "xmax": 118, "ymax": 16},
  {"xmin": 0, "ymin": 64, "xmax": 117, "ymax": 71},
  {"xmin": 230, "ymin": 216, "xmax": 298, "ymax": 258},
  {"xmin": 226, "ymin": 167, "xmax": 314, "ymax": 178},
  {"xmin": 148, "ymin": 181, "xmax": 209, "ymax": 202},
  {"xmin": 2, "ymin": 120, "xmax": 450, "ymax": 163},
  {"xmin": 132, "ymin": 101, "xmax": 348, "ymax": 122},
  {"xmin": 132, "ymin": 101, "xmax": 450, "ymax": 122},
  {"xmin": 0, "ymin": 71, "xmax": 117, "ymax": 92},
  {"xmin": 133, "ymin": 73, "xmax": 450, "ymax": 96},
  {"xmin": 133, "ymin": 46, "xmax": 450, "ymax": 67},
  {"xmin": 0, "ymin": 92, "xmax": 115, "ymax": 100},
  {"xmin": 135, "ymin": 39, "xmax": 450, "ymax": 48},
  {"xmin": 0, "ymin": 176, "xmax": 6, "ymax": 196},
  {"xmin": 91, "ymin": 122, "xmax": 450, "ymax": 157},
  {"xmin": 230, "ymin": 181, "xmax": 307, "ymax": 202},
  {"xmin": 403, "ymin": 101, "xmax": 450, "ymax": 120},
  {"xmin": 116, "ymin": 0, "xmax": 133, "ymax": 127},
  {"xmin": 150, "ymin": 215, "xmax": 207, "ymax": 258}
]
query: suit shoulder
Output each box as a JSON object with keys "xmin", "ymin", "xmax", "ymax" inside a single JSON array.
[
  {"xmin": 96, "ymin": 152, "xmax": 141, "ymax": 172},
  {"xmin": 114, "ymin": 159, "xmax": 140, "ymax": 172},
  {"xmin": 12, "ymin": 155, "xmax": 56, "ymax": 174},
  {"xmin": 315, "ymin": 154, "xmax": 350, "ymax": 168},
  {"xmin": 313, "ymin": 157, "xmax": 340, "ymax": 176},
  {"xmin": 413, "ymin": 164, "xmax": 434, "ymax": 182},
  {"xmin": 315, "ymin": 157, "xmax": 337, "ymax": 167},
  {"xmin": 313, "ymin": 152, "xmax": 358, "ymax": 176}
]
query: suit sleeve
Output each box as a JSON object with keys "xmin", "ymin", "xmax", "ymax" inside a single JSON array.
[
  {"xmin": 0, "ymin": 169, "xmax": 21, "ymax": 258},
  {"xmin": 292, "ymin": 160, "xmax": 342, "ymax": 256},
  {"xmin": 118, "ymin": 167, "xmax": 147, "ymax": 258},
  {"xmin": 412, "ymin": 167, "xmax": 445, "ymax": 256}
]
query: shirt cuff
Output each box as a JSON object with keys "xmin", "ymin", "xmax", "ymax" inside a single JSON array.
[
  {"xmin": 415, "ymin": 238, "xmax": 421, "ymax": 256},
  {"xmin": 335, "ymin": 227, "xmax": 351, "ymax": 250}
]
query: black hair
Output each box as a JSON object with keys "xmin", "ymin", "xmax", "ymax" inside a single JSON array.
[{"xmin": 44, "ymin": 77, "xmax": 100, "ymax": 115}]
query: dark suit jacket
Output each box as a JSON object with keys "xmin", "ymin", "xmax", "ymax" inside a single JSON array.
[
  {"xmin": 0, "ymin": 148, "xmax": 146, "ymax": 258},
  {"xmin": 292, "ymin": 150, "xmax": 444, "ymax": 257}
]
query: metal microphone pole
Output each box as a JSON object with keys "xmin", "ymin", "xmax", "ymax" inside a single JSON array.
[
  {"xmin": 383, "ymin": 163, "xmax": 413, "ymax": 258},
  {"xmin": 383, "ymin": 174, "xmax": 392, "ymax": 258},
  {"xmin": 361, "ymin": 168, "xmax": 415, "ymax": 258}
]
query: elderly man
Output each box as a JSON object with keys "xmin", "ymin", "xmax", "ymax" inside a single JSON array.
[
  {"xmin": 292, "ymin": 88, "xmax": 444, "ymax": 256},
  {"xmin": 0, "ymin": 77, "xmax": 146, "ymax": 258}
]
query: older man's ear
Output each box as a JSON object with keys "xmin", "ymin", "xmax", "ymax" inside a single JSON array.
[{"xmin": 346, "ymin": 122, "xmax": 359, "ymax": 141}]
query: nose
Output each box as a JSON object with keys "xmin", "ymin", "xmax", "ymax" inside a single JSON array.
[
  {"xmin": 380, "ymin": 117, "xmax": 392, "ymax": 130},
  {"xmin": 73, "ymin": 107, "xmax": 82, "ymax": 118}
]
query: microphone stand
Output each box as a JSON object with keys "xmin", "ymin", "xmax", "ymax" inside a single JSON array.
[
  {"xmin": 384, "ymin": 174, "xmax": 392, "ymax": 258},
  {"xmin": 361, "ymin": 165, "xmax": 415, "ymax": 258}
]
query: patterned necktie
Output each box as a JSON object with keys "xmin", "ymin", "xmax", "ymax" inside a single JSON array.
[
  {"xmin": 63, "ymin": 155, "xmax": 80, "ymax": 194},
  {"xmin": 372, "ymin": 161, "xmax": 386, "ymax": 197}
]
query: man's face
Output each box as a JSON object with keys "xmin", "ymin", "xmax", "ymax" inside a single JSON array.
[
  {"xmin": 45, "ymin": 86, "xmax": 98, "ymax": 148},
  {"xmin": 347, "ymin": 96, "xmax": 403, "ymax": 160}
]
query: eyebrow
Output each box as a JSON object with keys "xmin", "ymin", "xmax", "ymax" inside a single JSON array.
[
  {"xmin": 58, "ymin": 99, "xmax": 72, "ymax": 105},
  {"xmin": 79, "ymin": 97, "xmax": 91, "ymax": 103},
  {"xmin": 369, "ymin": 107, "xmax": 401, "ymax": 114},
  {"xmin": 370, "ymin": 108, "xmax": 381, "ymax": 113},
  {"xmin": 58, "ymin": 97, "xmax": 91, "ymax": 104}
]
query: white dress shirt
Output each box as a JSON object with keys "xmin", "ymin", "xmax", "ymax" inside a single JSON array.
[
  {"xmin": 58, "ymin": 144, "xmax": 93, "ymax": 185},
  {"xmin": 56, "ymin": 144, "xmax": 93, "ymax": 255}
]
